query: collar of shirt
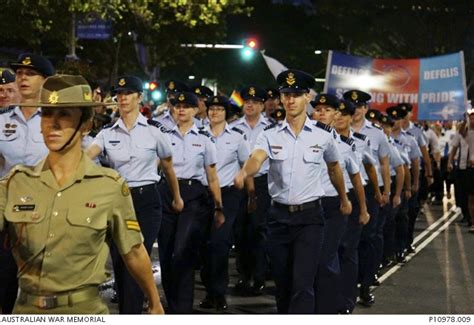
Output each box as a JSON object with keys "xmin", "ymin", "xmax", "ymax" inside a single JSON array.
[
  {"xmin": 277, "ymin": 117, "xmax": 313, "ymax": 135},
  {"xmin": 236, "ymin": 114, "xmax": 268, "ymax": 129},
  {"xmin": 11, "ymin": 106, "xmax": 42, "ymax": 121},
  {"xmin": 111, "ymin": 113, "xmax": 148, "ymax": 132},
  {"xmin": 29, "ymin": 153, "xmax": 104, "ymax": 190},
  {"xmin": 171, "ymin": 122, "xmax": 199, "ymax": 136}
]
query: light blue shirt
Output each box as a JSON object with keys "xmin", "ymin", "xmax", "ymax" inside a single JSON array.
[
  {"xmin": 230, "ymin": 114, "xmax": 270, "ymax": 177},
  {"xmin": 202, "ymin": 124, "xmax": 250, "ymax": 187},
  {"xmin": 0, "ymin": 106, "xmax": 48, "ymax": 176},
  {"xmin": 155, "ymin": 110, "xmax": 177, "ymax": 130},
  {"xmin": 255, "ymin": 117, "xmax": 341, "ymax": 205},
  {"xmin": 167, "ymin": 123, "xmax": 217, "ymax": 183},
  {"xmin": 92, "ymin": 114, "xmax": 173, "ymax": 187},
  {"xmin": 406, "ymin": 121, "xmax": 427, "ymax": 147},
  {"xmin": 321, "ymin": 133, "xmax": 359, "ymax": 197},
  {"xmin": 392, "ymin": 137, "xmax": 411, "ymax": 167},
  {"xmin": 359, "ymin": 119, "xmax": 390, "ymax": 186},
  {"xmin": 387, "ymin": 137, "xmax": 404, "ymax": 176},
  {"xmin": 351, "ymin": 130, "xmax": 376, "ymax": 185}
]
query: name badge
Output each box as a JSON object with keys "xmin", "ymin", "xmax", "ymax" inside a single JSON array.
[{"xmin": 13, "ymin": 204, "xmax": 36, "ymax": 212}]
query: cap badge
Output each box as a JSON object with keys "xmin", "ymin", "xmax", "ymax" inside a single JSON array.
[
  {"xmin": 370, "ymin": 112, "xmax": 375, "ymax": 117},
  {"xmin": 268, "ymin": 90, "xmax": 273, "ymax": 96},
  {"xmin": 340, "ymin": 103, "xmax": 345, "ymax": 110},
  {"xmin": 213, "ymin": 97, "xmax": 219, "ymax": 103},
  {"xmin": 320, "ymin": 96, "xmax": 326, "ymax": 103},
  {"xmin": 391, "ymin": 110, "xmax": 397, "ymax": 116},
  {"xmin": 276, "ymin": 111, "xmax": 282, "ymax": 117},
  {"xmin": 48, "ymin": 91, "xmax": 59, "ymax": 104},
  {"xmin": 83, "ymin": 88, "xmax": 92, "ymax": 101},
  {"xmin": 118, "ymin": 78, "xmax": 126, "ymax": 86},
  {"xmin": 195, "ymin": 88, "xmax": 201, "ymax": 94},
  {"xmin": 168, "ymin": 81, "xmax": 175, "ymax": 90},
  {"xmin": 22, "ymin": 57, "xmax": 32, "ymax": 65},
  {"xmin": 351, "ymin": 91, "xmax": 358, "ymax": 100},
  {"xmin": 249, "ymin": 87, "xmax": 256, "ymax": 96},
  {"xmin": 1, "ymin": 78, "xmax": 5, "ymax": 83},
  {"xmin": 178, "ymin": 94, "xmax": 185, "ymax": 101},
  {"xmin": 286, "ymin": 72, "xmax": 296, "ymax": 86}
]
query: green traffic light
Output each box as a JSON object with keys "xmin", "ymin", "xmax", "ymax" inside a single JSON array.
[{"xmin": 241, "ymin": 48, "xmax": 254, "ymax": 61}]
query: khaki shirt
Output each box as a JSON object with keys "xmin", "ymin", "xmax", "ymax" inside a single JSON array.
[{"xmin": 0, "ymin": 153, "xmax": 142, "ymax": 294}]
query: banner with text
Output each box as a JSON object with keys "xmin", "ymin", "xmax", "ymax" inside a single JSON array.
[{"xmin": 324, "ymin": 51, "xmax": 467, "ymax": 120}]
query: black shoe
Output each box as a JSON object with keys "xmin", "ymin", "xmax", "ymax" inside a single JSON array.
[
  {"xmin": 406, "ymin": 245, "xmax": 416, "ymax": 254},
  {"xmin": 110, "ymin": 290, "xmax": 118, "ymax": 304},
  {"xmin": 396, "ymin": 252, "xmax": 407, "ymax": 264},
  {"xmin": 199, "ymin": 295, "xmax": 216, "ymax": 309},
  {"xmin": 252, "ymin": 281, "xmax": 266, "ymax": 296},
  {"xmin": 215, "ymin": 295, "xmax": 228, "ymax": 312},
  {"xmin": 382, "ymin": 258, "xmax": 395, "ymax": 269},
  {"xmin": 358, "ymin": 287, "xmax": 375, "ymax": 307},
  {"xmin": 234, "ymin": 279, "xmax": 250, "ymax": 294},
  {"xmin": 372, "ymin": 274, "xmax": 381, "ymax": 286},
  {"xmin": 338, "ymin": 308, "xmax": 352, "ymax": 314}
]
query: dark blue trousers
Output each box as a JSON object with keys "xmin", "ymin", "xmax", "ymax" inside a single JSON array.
[
  {"xmin": 111, "ymin": 183, "xmax": 162, "ymax": 314},
  {"xmin": 314, "ymin": 196, "xmax": 347, "ymax": 314},
  {"xmin": 406, "ymin": 189, "xmax": 420, "ymax": 249},
  {"xmin": 158, "ymin": 181, "xmax": 208, "ymax": 314},
  {"xmin": 395, "ymin": 197, "xmax": 409, "ymax": 255},
  {"xmin": 382, "ymin": 179, "xmax": 401, "ymax": 262},
  {"xmin": 234, "ymin": 174, "xmax": 270, "ymax": 285},
  {"xmin": 338, "ymin": 190, "xmax": 362, "ymax": 312},
  {"xmin": 267, "ymin": 202, "xmax": 324, "ymax": 314},
  {"xmin": 201, "ymin": 187, "xmax": 244, "ymax": 297},
  {"xmin": 0, "ymin": 232, "xmax": 18, "ymax": 314},
  {"xmin": 358, "ymin": 184, "xmax": 381, "ymax": 288}
]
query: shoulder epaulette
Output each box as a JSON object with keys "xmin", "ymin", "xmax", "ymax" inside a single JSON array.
[
  {"xmin": 0, "ymin": 106, "xmax": 15, "ymax": 115},
  {"xmin": 100, "ymin": 166, "xmax": 122, "ymax": 182},
  {"xmin": 406, "ymin": 131, "xmax": 414, "ymax": 137},
  {"xmin": 352, "ymin": 132, "xmax": 367, "ymax": 141},
  {"xmin": 231, "ymin": 126, "xmax": 244, "ymax": 135},
  {"xmin": 339, "ymin": 134, "xmax": 355, "ymax": 146},
  {"xmin": 371, "ymin": 122, "xmax": 382, "ymax": 130},
  {"xmin": 147, "ymin": 119, "xmax": 170, "ymax": 133},
  {"xmin": 394, "ymin": 138, "xmax": 401, "ymax": 145},
  {"xmin": 314, "ymin": 121, "xmax": 333, "ymax": 133},
  {"xmin": 264, "ymin": 123, "xmax": 277, "ymax": 131},
  {"xmin": 101, "ymin": 122, "xmax": 114, "ymax": 130},
  {"xmin": 198, "ymin": 129, "xmax": 215, "ymax": 143}
]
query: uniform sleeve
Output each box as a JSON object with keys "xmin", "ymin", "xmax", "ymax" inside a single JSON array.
[
  {"xmin": 204, "ymin": 137, "xmax": 218, "ymax": 166},
  {"xmin": 377, "ymin": 132, "xmax": 390, "ymax": 159},
  {"xmin": 110, "ymin": 179, "xmax": 143, "ymax": 255},
  {"xmin": 254, "ymin": 131, "xmax": 271, "ymax": 157},
  {"xmin": 345, "ymin": 151, "xmax": 360, "ymax": 175},
  {"xmin": 237, "ymin": 135, "xmax": 251, "ymax": 165},
  {"xmin": 390, "ymin": 145, "xmax": 404, "ymax": 168},
  {"xmin": 416, "ymin": 129, "xmax": 427, "ymax": 147},
  {"xmin": 91, "ymin": 129, "xmax": 106, "ymax": 152},
  {"xmin": 323, "ymin": 135, "xmax": 341, "ymax": 163},
  {"xmin": 155, "ymin": 130, "xmax": 173, "ymax": 159},
  {"xmin": 362, "ymin": 142, "xmax": 377, "ymax": 165},
  {"xmin": 450, "ymin": 133, "xmax": 460, "ymax": 148},
  {"xmin": 409, "ymin": 138, "xmax": 422, "ymax": 160}
]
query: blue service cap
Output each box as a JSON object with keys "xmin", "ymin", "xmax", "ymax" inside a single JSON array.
[
  {"xmin": 240, "ymin": 85, "xmax": 267, "ymax": 102},
  {"xmin": 338, "ymin": 99, "xmax": 356, "ymax": 115},
  {"xmin": 206, "ymin": 95, "xmax": 230, "ymax": 108},
  {"xmin": 10, "ymin": 53, "xmax": 55, "ymax": 77},
  {"xmin": 386, "ymin": 105, "xmax": 407, "ymax": 120},
  {"xmin": 113, "ymin": 76, "xmax": 143, "ymax": 94},
  {"xmin": 165, "ymin": 80, "xmax": 189, "ymax": 93},
  {"xmin": 343, "ymin": 89, "xmax": 371, "ymax": 105},
  {"xmin": 170, "ymin": 91, "xmax": 199, "ymax": 107},
  {"xmin": 276, "ymin": 69, "xmax": 315, "ymax": 93},
  {"xmin": 192, "ymin": 85, "xmax": 213, "ymax": 98},
  {"xmin": 311, "ymin": 93, "xmax": 340, "ymax": 109},
  {"xmin": 380, "ymin": 114, "xmax": 394, "ymax": 126},
  {"xmin": 366, "ymin": 109, "xmax": 381, "ymax": 121},
  {"xmin": 265, "ymin": 88, "xmax": 280, "ymax": 100},
  {"xmin": 0, "ymin": 70, "xmax": 15, "ymax": 84}
]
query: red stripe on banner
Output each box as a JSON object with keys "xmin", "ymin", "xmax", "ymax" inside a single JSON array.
[{"xmin": 371, "ymin": 58, "xmax": 420, "ymax": 119}]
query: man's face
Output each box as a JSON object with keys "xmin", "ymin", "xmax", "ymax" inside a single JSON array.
[
  {"xmin": 41, "ymin": 107, "xmax": 84, "ymax": 151},
  {"xmin": 382, "ymin": 123, "xmax": 392, "ymax": 137},
  {"xmin": 264, "ymin": 98, "xmax": 279, "ymax": 116},
  {"xmin": 15, "ymin": 68, "xmax": 45, "ymax": 100},
  {"xmin": 352, "ymin": 104, "xmax": 368, "ymax": 123},
  {"xmin": 280, "ymin": 92, "xmax": 309, "ymax": 118},
  {"xmin": 312, "ymin": 105, "xmax": 337, "ymax": 125},
  {"xmin": 197, "ymin": 97, "xmax": 207, "ymax": 116},
  {"xmin": 243, "ymin": 99, "xmax": 264, "ymax": 118},
  {"xmin": 0, "ymin": 82, "xmax": 20, "ymax": 107}
]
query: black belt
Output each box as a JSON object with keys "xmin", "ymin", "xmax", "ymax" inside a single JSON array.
[
  {"xmin": 130, "ymin": 183, "xmax": 156, "ymax": 194},
  {"xmin": 178, "ymin": 178, "xmax": 201, "ymax": 186},
  {"xmin": 271, "ymin": 199, "xmax": 320, "ymax": 213}
]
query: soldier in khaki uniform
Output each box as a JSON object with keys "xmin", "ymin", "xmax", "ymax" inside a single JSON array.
[{"xmin": 0, "ymin": 74, "xmax": 163, "ymax": 314}]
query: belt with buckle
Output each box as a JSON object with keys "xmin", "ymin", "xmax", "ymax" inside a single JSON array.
[
  {"xmin": 130, "ymin": 183, "xmax": 156, "ymax": 195},
  {"xmin": 271, "ymin": 199, "xmax": 320, "ymax": 213},
  {"xmin": 19, "ymin": 286, "xmax": 99, "ymax": 310},
  {"xmin": 178, "ymin": 179, "xmax": 201, "ymax": 186}
]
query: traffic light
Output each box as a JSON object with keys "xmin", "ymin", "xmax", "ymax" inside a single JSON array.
[
  {"xmin": 241, "ymin": 38, "xmax": 258, "ymax": 61},
  {"xmin": 149, "ymin": 81, "xmax": 158, "ymax": 91}
]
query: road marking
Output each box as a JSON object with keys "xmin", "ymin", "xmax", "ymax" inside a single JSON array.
[{"xmin": 377, "ymin": 208, "xmax": 461, "ymax": 285}]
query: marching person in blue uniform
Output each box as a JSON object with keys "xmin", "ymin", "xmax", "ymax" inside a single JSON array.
[
  {"xmin": 0, "ymin": 70, "xmax": 20, "ymax": 110},
  {"xmin": 334, "ymin": 101, "xmax": 379, "ymax": 314},
  {"xmin": 345, "ymin": 89, "xmax": 391, "ymax": 306},
  {"xmin": 263, "ymin": 88, "xmax": 280, "ymax": 121},
  {"xmin": 310, "ymin": 95, "xmax": 368, "ymax": 314},
  {"xmin": 86, "ymin": 75, "xmax": 183, "ymax": 314},
  {"xmin": 199, "ymin": 95, "xmax": 251, "ymax": 312},
  {"xmin": 230, "ymin": 85, "xmax": 270, "ymax": 295},
  {"xmin": 158, "ymin": 91, "xmax": 224, "ymax": 314},
  {"xmin": 154, "ymin": 80, "xmax": 189, "ymax": 128},
  {"xmin": 0, "ymin": 53, "xmax": 55, "ymax": 314},
  {"xmin": 234, "ymin": 70, "xmax": 350, "ymax": 314},
  {"xmin": 191, "ymin": 85, "xmax": 213, "ymax": 128}
]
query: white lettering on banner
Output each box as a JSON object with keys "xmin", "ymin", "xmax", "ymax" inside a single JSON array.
[
  {"xmin": 387, "ymin": 93, "xmax": 418, "ymax": 104},
  {"xmin": 370, "ymin": 92, "xmax": 385, "ymax": 104},
  {"xmin": 421, "ymin": 91, "xmax": 457, "ymax": 103},
  {"xmin": 331, "ymin": 65, "xmax": 370, "ymax": 76},
  {"xmin": 423, "ymin": 67, "xmax": 459, "ymax": 80}
]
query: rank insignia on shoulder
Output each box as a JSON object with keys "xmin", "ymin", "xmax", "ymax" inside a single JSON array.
[
  {"xmin": 264, "ymin": 123, "xmax": 277, "ymax": 131},
  {"xmin": 314, "ymin": 121, "xmax": 333, "ymax": 133},
  {"xmin": 340, "ymin": 134, "xmax": 355, "ymax": 146},
  {"xmin": 352, "ymin": 144, "xmax": 356, "ymax": 152},
  {"xmin": 371, "ymin": 122, "xmax": 382, "ymax": 130},
  {"xmin": 126, "ymin": 220, "xmax": 140, "ymax": 231},
  {"xmin": 352, "ymin": 132, "xmax": 367, "ymax": 141},
  {"xmin": 121, "ymin": 181, "xmax": 130, "ymax": 196}
]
